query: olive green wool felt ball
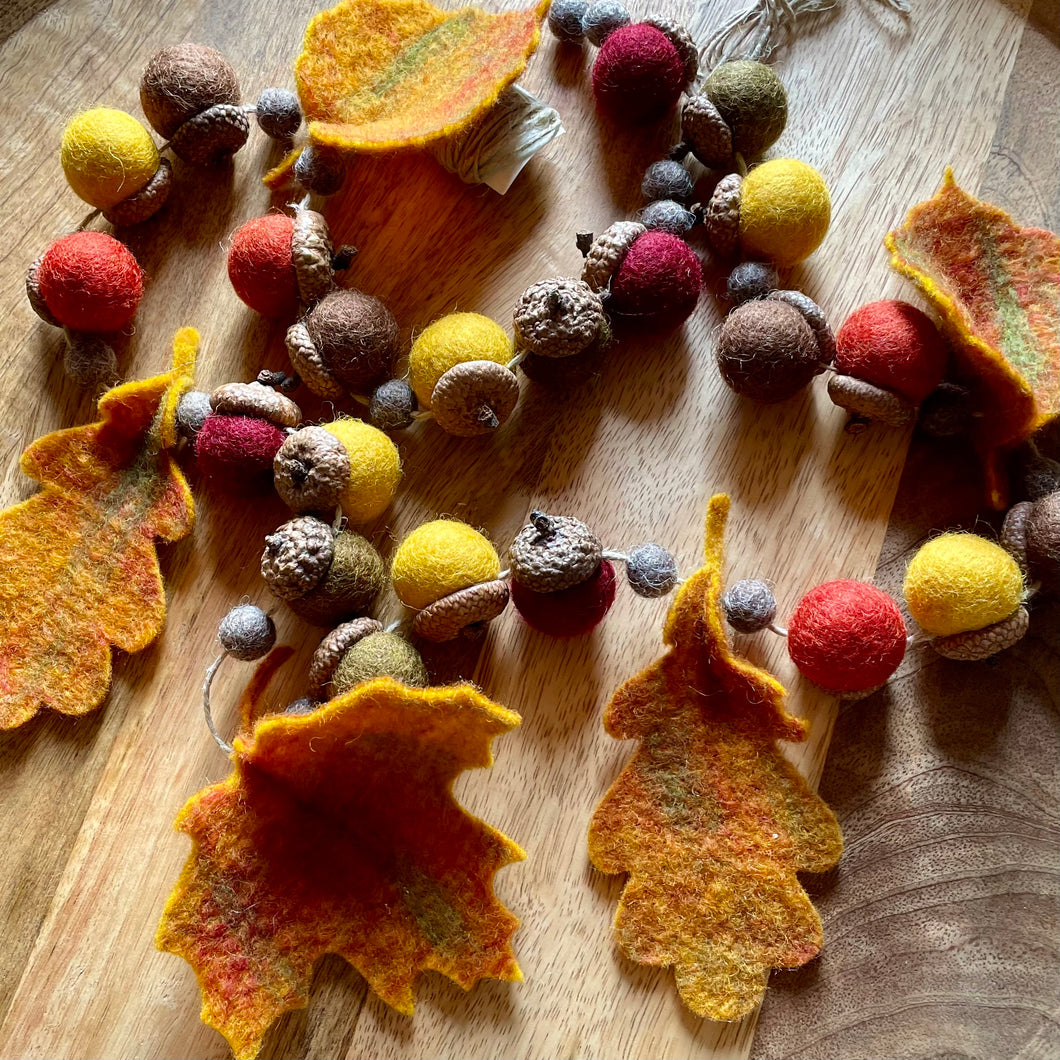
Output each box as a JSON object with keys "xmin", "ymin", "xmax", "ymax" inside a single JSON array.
[
  {"xmin": 287, "ymin": 530, "xmax": 385, "ymax": 626},
  {"xmin": 331, "ymin": 631, "xmax": 428, "ymax": 694},
  {"xmin": 703, "ymin": 60, "xmax": 787, "ymax": 160}
]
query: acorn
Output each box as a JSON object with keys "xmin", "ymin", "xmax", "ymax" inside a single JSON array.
[
  {"xmin": 306, "ymin": 617, "xmax": 384, "ymax": 700},
  {"xmin": 509, "ymin": 511, "xmax": 603, "ymax": 592},
  {"xmin": 513, "ymin": 278, "xmax": 607, "ymax": 359},
  {"xmin": 413, "ymin": 579, "xmax": 511, "ymax": 642},
  {"xmin": 1002, "ymin": 490, "xmax": 1060, "ymax": 594}
]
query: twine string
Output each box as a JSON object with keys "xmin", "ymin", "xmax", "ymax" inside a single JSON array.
[{"xmin": 203, "ymin": 653, "xmax": 234, "ymax": 755}]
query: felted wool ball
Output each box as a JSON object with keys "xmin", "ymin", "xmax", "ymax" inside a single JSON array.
[
  {"xmin": 511, "ymin": 559, "xmax": 617, "ymax": 637},
  {"xmin": 255, "ymin": 87, "xmax": 302, "ymax": 139},
  {"xmin": 903, "ymin": 533, "xmax": 1024, "ymax": 637},
  {"xmin": 739, "ymin": 159, "xmax": 831, "ymax": 267},
  {"xmin": 642, "ymin": 160, "xmax": 693, "ymax": 203},
  {"xmin": 218, "ymin": 604, "xmax": 276, "ymax": 661},
  {"xmin": 1026, "ymin": 491, "xmax": 1060, "ymax": 593},
  {"xmin": 639, "ymin": 199, "xmax": 696, "ymax": 236},
  {"xmin": 835, "ymin": 300, "xmax": 947, "ymax": 404},
  {"xmin": 626, "ymin": 543, "xmax": 678, "ymax": 598},
  {"xmin": 548, "ymin": 0, "xmax": 588, "ymax": 41},
  {"xmin": 716, "ymin": 299, "xmax": 821, "ymax": 403},
  {"xmin": 583, "ymin": 0, "xmax": 630, "ymax": 45},
  {"xmin": 702, "ymin": 60, "xmax": 787, "ymax": 160},
  {"xmin": 176, "ymin": 390, "xmax": 212, "ymax": 438},
  {"xmin": 140, "ymin": 43, "xmax": 240, "ymax": 139},
  {"xmin": 306, "ymin": 289, "xmax": 400, "ymax": 392},
  {"xmin": 608, "ymin": 230, "xmax": 702, "ymax": 332},
  {"xmin": 36, "ymin": 232, "xmax": 143, "ymax": 333},
  {"xmin": 391, "ymin": 520, "xmax": 501, "ymax": 610},
  {"xmin": 287, "ymin": 530, "xmax": 385, "ymax": 625},
  {"xmin": 408, "ymin": 312, "xmax": 512, "ymax": 406},
  {"xmin": 321, "ymin": 418, "xmax": 401, "ymax": 524},
  {"xmin": 61, "ymin": 109, "xmax": 159, "ymax": 210},
  {"xmin": 722, "ymin": 578, "xmax": 777, "ymax": 633},
  {"xmin": 332, "ymin": 631, "xmax": 428, "ymax": 693},
  {"xmin": 726, "ymin": 261, "xmax": 778, "ymax": 305},
  {"xmin": 592, "ymin": 23, "xmax": 685, "ymax": 125},
  {"xmin": 194, "ymin": 414, "xmax": 286, "ymax": 488},
  {"xmin": 788, "ymin": 580, "xmax": 907, "ymax": 693},
  {"xmin": 369, "ymin": 379, "xmax": 417, "ymax": 431},
  {"xmin": 294, "ymin": 145, "xmax": 346, "ymax": 195},
  {"xmin": 63, "ymin": 335, "xmax": 118, "ymax": 388},
  {"xmin": 227, "ymin": 214, "xmax": 298, "ymax": 318}
]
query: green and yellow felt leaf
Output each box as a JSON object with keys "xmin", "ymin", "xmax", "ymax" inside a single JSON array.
[
  {"xmin": 588, "ymin": 494, "xmax": 843, "ymax": 1021},
  {"xmin": 886, "ymin": 170, "xmax": 1060, "ymax": 505},
  {"xmin": 157, "ymin": 667, "xmax": 524, "ymax": 1060},
  {"xmin": 0, "ymin": 329, "xmax": 196, "ymax": 729}
]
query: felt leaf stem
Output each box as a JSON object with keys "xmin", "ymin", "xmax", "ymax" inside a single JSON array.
[
  {"xmin": 588, "ymin": 494, "xmax": 843, "ymax": 1020},
  {"xmin": 158, "ymin": 668, "xmax": 524, "ymax": 1060},
  {"xmin": 0, "ymin": 329, "xmax": 197, "ymax": 729}
]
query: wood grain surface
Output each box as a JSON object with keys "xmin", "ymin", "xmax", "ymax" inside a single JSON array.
[{"xmin": 0, "ymin": 1, "xmax": 1052, "ymax": 1058}]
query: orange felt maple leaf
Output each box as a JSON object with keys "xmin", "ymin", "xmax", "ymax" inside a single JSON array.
[
  {"xmin": 588, "ymin": 494, "xmax": 843, "ymax": 1021},
  {"xmin": 0, "ymin": 329, "xmax": 197, "ymax": 729},
  {"xmin": 157, "ymin": 664, "xmax": 524, "ymax": 1060}
]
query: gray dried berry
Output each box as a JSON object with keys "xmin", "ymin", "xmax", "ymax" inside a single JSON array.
[
  {"xmin": 727, "ymin": 262, "xmax": 777, "ymax": 305},
  {"xmin": 176, "ymin": 390, "xmax": 212, "ymax": 438},
  {"xmin": 294, "ymin": 145, "xmax": 345, "ymax": 195},
  {"xmin": 509, "ymin": 511, "xmax": 602, "ymax": 592}
]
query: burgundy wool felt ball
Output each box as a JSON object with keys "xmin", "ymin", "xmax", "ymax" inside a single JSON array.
[
  {"xmin": 510, "ymin": 560, "xmax": 617, "ymax": 637},
  {"xmin": 608, "ymin": 230, "xmax": 703, "ymax": 332},
  {"xmin": 835, "ymin": 300, "xmax": 947, "ymax": 404},
  {"xmin": 787, "ymin": 579, "xmax": 907, "ymax": 694},
  {"xmin": 36, "ymin": 231, "xmax": 143, "ymax": 332},
  {"xmin": 592, "ymin": 23, "xmax": 685, "ymax": 124},
  {"xmin": 194, "ymin": 414, "xmax": 287, "ymax": 489},
  {"xmin": 227, "ymin": 214, "xmax": 298, "ymax": 318}
]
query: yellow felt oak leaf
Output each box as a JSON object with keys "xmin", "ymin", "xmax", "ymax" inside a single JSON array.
[
  {"xmin": 886, "ymin": 169, "xmax": 1060, "ymax": 507},
  {"xmin": 157, "ymin": 666, "xmax": 524, "ymax": 1060},
  {"xmin": 588, "ymin": 494, "xmax": 843, "ymax": 1021},
  {"xmin": 0, "ymin": 329, "xmax": 197, "ymax": 729}
]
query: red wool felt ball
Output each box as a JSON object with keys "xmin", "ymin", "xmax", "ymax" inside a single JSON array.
[
  {"xmin": 194, "ymin": 414, "xmax": 287, "ymax": 489},
  {"xmin": 787, "ymin": 579, "xmax": 907, "ymax": 693},
  {"xmin": 835, "ymin": 299, "xmax": 947, "ymax": 404},
  {"xmin": 592, "ymin": 23, "xmax": 685, "ymax": 125},
  {"xmin": 36, "ymin": 231, "xmax": 143, "ymax": 332},
  {"xmin": 609, "ymin": 231, "xmax": 703, "ymax": 332},
  {"xmin": 227, "ymin": 214, "xmax": 299, "ymax": 318},
  {"xmin": 511, "ymin": 560, "xmax": 618, "ymax": 637}
]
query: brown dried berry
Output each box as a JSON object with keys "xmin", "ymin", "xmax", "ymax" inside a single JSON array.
[
  {"xmin": 430, "ymin": 360, "xmax": 520, "ymax": 437},
  {"xmin": 273, "ymin": 426, "xmax": 351, "ymax": 512},
  {"xmin": 509, "ymin": 511, "xmax": 602, "ymax": 592}
]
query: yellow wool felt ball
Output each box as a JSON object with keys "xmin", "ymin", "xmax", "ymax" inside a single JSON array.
[
  {"xmin": 391, "ymin": 520, "xmax": 500, "ymax": 610},
  {"xmin": 903, "ymin": 533, "xmax": 1024, "ymax": 637},
  {"xmin": 408, "ymin": 312, "xmax": 512, "ymax": 406},
  {"xmin": 323, "ymin": 418, "xmax": 401, "ymax": 525},
  {"xmin": 739, "ymin": 158, "xmax": 831, "ymax": 267},
  {"xmin": 61, "ymin": 108, "xmax": 160, "ymax": 210}
]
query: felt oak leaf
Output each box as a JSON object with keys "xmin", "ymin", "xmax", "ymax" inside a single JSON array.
[
  {"xmin": 0, "ymin": 329, "xmax": 197, "ymax": 729},
  {"xmin": 886, "ymin": 169, "xmax": 1060, "ymax": 506},
  {"xmin": 588, "ymin": 494, "xmax": 843, "ymax": 1021},
  {"xmin": 157, "ymin": 669, "xmax": 524, "ymax": 1060}
]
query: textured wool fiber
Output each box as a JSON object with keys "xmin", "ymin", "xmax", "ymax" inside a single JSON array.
[
  {"xmin": 391, "ymin": 520, "xmax": 500, "ymax": 610},
  {"xmin": 592, "ymin": 23, "xmax": 684, "ymax": 124},
  {"xmin": 903, "ymin": 533, "xmax": 1024, "ymax": 637},
  {"xmin": 37, "ymin": 232, "xmax": 143, "ymax": 333},
  {"xmin": 835, "ymin": 299, "xmax": 947, "ymax": 403},
  {"xmin": 787, "ymin": 580, "xmax": 907, "ymax": 693},
  {"xmin": 61, "ymin": 108, "xmax": 159, "ymax": 210},
  {"xmin": 703, "ymin": 60, "xmax": 787, "ymax": 160},
  {"xmin": 321, "ymin": 418, "xmax": 401, "ymax": 524},
  {"xmin": 408, "ymin": 312, "xmax": 512, "ymax": 406},
  {"xmin": 510, "ymin": 559, "xmax": 616, "ymax": 636},
  {"xmin": 227, "ymin": 214, "xmax": 298, "ymax": 318},
  {"xmin": 739, "ymin": 158, "xmax": 831, "ymax": 267},
  {"xmin": 332, "ymin": 631, "xmax": 428, "ymax": 693},
  {"xmin": 608, "ymin": 231, "xmax": 703, "ymax": 333},
  {"xmin": 287, "ymin": 530, "xmax": 384, "ymax": 626},
  {"xmin": 307, "ymin": 289, "xmax": 399, "ymax": 392},
  {"xmin": 140, "ymin": 43, "xmax": 241, "ymax": 139},
  {"xmin": 157, "ymin": 669, "xmax": 524, "ymax": 1059},
  {"xmin": 195, "ymin": 415, "xmax": 286, "ymax": 489},
  {"xmin": 588, "ymin": 495, "xmax": 843, "ymax": 1020}
]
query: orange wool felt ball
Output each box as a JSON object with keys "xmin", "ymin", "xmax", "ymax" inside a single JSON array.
[
  {"xmin": 787, "ymin": 579, "xmax": 907, "ymax": 693},
  {"xmin": 227, "ymin": 214, "xmax": 299, "ymax": 318},
  {"xmin": 36, "ymin": 231, "xmax": 143, "ymax": 332}
]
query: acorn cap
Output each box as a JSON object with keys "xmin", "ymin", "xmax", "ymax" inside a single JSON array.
[
  {"xmin": 273, "ymin": 425, "xmax": 351, "ymax": 512},
  {"xmin": 25, "ymin": 254, "xmax": 61, "ymax": 327},
  {"xmin": 827, "ymin": 373, "xmax": 916, "ymax": 428},
  {"xmin": 705, "ymin": 173, "xmax": 742, "ymax": 259},
  {"xmin": 103, "ymin": 157, "xmax": 172, "ymax": 226},
  {"xmin": 932, "ymin": 605, "xmax": 1029, "ymax": 661},
  {"xmin": 581, "ymin": 221, "xmax": 646, "ymax": 292},
  {"xmin": 767, "ymin": 289, "xmax": 835, "ymax": 366},
  {"xmin": 210, "ymin": 381, "xmax": 302, "ymax": 427},
  {"xmin": 514, "ymin": 278, "xmax": 605, "ymax": 359},
  {"xmin": 291, "ymin": 209, "xmax": 334, "ymax": 308},
  {"xmin": 644, "ymin": 17, "xmax": 698, "ymax": 86},
  {"xmin": 413, "ymin": 579, "xmax": 510, "ymax": 643},
  {"xmin": 286, "ymin": 530, "xmax": 384, "ymax": 626},
  {"xmin": 1000, "ymin": 500, "xmax": 1033, "ymax": 574},
  {"xmin": 681, "ymin": 93, "xmax": 733, "ymax": 169},
  {"xmin": 307, "ymin": 617, "xmax": 384, "ymax": 700},
  {"xmin": 285, "ymin": 321, "xmax": 345, "ymax": 399},
  {"xmin": 261, "ymin": 515, "xmax": 334, "ymax": 600},
  {"xmin": 509, "ymin": 511, "xmax": 602, "ymax": 592},
  {"xmin": 169, "ymin": 102, "xmax": 249, "ymax": 165},
  {"xmin": 430, "ymin": 360, "xmax": 519, "ymax": 437}
]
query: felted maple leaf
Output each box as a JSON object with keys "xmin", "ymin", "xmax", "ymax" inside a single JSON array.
[
  {"xmin": 0, "ymin": 329, "xmax": 197, "ymax": 729},
  {"xmin": 157, "ymin": 666, "xmax": 524, "ymax": 1060},
  {"xmin": 588, "ymin": 494, "xmax": 843, "ymax": 1021},
  {"xmin": 886, "ymin": 169, "xmax": 1060, "ymax": 507}
]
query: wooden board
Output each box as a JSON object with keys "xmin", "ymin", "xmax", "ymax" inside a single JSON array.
[{"xmin": 0, "ymin": 1, "xmax": 1047, "ymax": 1058}]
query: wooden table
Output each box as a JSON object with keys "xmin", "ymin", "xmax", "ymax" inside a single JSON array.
[{"xmin": 0, "ymin": 2, "xmax": 1054, "ymax": 1058}]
